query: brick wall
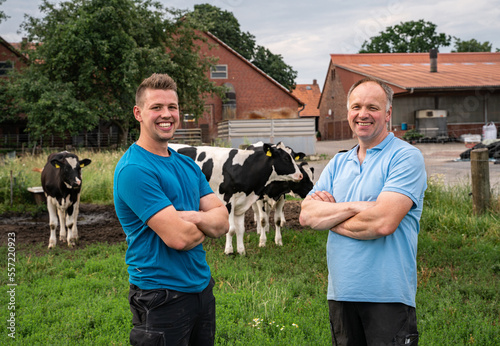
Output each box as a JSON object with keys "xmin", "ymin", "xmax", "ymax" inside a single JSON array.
[{"xmin": 198, "ymin": 33, "xmax": 300, "ymax": 142}]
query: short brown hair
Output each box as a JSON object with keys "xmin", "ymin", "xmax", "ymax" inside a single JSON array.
[
  {"xmin": 135, "ymin": 73, "xmax": 178, "ymax": 106},
  {"xmin": 347, "ymin": 77, "xmax": 394, "ymax": 112}
]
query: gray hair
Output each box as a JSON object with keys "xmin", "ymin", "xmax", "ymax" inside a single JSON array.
[{"xmin": 346, "ymin": 77, "xmax": 394, "ymax": 112}]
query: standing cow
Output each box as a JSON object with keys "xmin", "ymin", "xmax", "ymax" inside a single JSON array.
[
  {"xmin": 247, "ymin": 143, "xmax": 314, "ymax": 247},
  {"xmin": 169, "ymin": 142, "xmax": 303, "ymax": 255},
  {"xmin": 41, "ymin": 151, "xmax": 91, "ymax": 248},
  {"xmin": 252, "ymin": 161, "xmax": 314, "ymax": 247}
]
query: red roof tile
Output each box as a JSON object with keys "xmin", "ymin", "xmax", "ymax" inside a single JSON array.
[
  {"xmin": 292, "ymin": 80, "xmax": 321, "ymax": 117},
  {"xmin": 330, "ymin": 53, "xmax": 500, "ymax": 91}
]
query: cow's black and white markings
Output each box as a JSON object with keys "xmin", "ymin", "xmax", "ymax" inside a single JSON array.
[
  {"xmin": 169, "ymin": 142, "xmax": 303, "ymax": 255},
  {"xmin": 247, "ymin": 143, "xmax": 314, "ymax": 247},
  {"xmin": 41, "ymin": 151, "xmax": 91, "ymax": 248}
]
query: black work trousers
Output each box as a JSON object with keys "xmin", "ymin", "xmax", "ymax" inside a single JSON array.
[
  {"xmin": 329, "ymin": 300, "xmax": 419, "ymax": 346},
  {"xmin": 128, "ymin": 278, "xmax": 216, "ymax": 346}
]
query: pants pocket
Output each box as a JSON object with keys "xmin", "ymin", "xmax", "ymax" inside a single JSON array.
[
  {"xmin": 394, "ymin": 333, "xmax": 418, "ymax": 345},
  {"xmin": 130, "ymin": 327, "xmax": 165, "ymax": 346}
]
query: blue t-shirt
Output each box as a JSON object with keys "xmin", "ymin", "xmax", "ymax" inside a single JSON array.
[
  {"xmin": 113, "ymin": 143, "xmax": 214, "ymax": 292},
  {"xmin": 311, "ymin": 133, "xmax": 427, "ymax": 307}
]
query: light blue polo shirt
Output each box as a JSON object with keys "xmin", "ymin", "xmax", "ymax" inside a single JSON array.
[{"xmin": 311, "ymin": 133, "xmax": 427, "ymax": 307}]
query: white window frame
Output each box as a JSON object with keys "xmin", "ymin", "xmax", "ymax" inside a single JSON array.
[{"xmin": 210, "ymin": 64, "xmax": 228, "ymax": 79}]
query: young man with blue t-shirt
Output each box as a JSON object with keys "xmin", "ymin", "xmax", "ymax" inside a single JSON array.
[
  {"xmin": 300, "ymin": 78, "xmax": 427, "ymax": 345},
  {"xmin": 114, "ymin": 73, "xmax": 229, "ymax": 345}
]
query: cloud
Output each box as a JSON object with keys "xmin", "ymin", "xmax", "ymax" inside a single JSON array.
[{"xmin": 0, "ymin": 0, "xmax": 497, "ymax": 86}]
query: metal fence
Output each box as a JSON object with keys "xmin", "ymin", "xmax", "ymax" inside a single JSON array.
[
  {"xmin": 217, "ymin": 118, "xmax": 316, "ymax": 155},
  {"xmin": 1, "ymin": 128, "xmax": 202, "ymax": 152}
]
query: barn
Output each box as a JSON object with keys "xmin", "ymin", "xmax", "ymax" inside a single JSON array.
[{"xmin": 318, "ymin": 51, "xmax": 500, "ymax": 141}]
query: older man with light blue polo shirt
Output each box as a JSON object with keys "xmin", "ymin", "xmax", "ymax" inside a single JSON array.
[{"xmin": 300, "ymin": 77, "xmax": 427, "ymax": 346}]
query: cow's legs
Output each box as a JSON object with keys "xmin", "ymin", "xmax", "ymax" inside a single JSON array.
[
  {"xmin": 273, "ymin": 197, "xmax": 286, "ymax": 246},
  {"xmin": 66, "ymin": 205, "xmax": 78, "ymax": 247},
  {"xmin": 57, "ymin": 207, "xmax": 67, "ymax": 244},
  {"xmin": 253, "ymin": 201, "xmax": 269, "ymax": 247},
  {"xmin": 224, "ymin": 214, "xmax": 236, "ymax": 255},
  {"xmin": 47, "ymin": 199, "xmax": 59, "ymax": 249},
  {"xmin": 234, "ymin": 213, "xmax": 246, "ymax": 255},
  {"xmin": 251, "ymin": 203, "xmax": 261, "ymax": 235},
  {"xmin": 255, "ymin": 201, "xmax": 269, "ymax": 247}
]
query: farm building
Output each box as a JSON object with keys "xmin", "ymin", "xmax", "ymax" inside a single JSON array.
[
  {"xmin": 1, "ymin": 32, "xmax": 306, "ymax": 150},
  {"xmin": 292, "ymin": 79, "xmax": 321, "ymax": 131},
  {"xmin": 0, "ymin": 37, "xmax": 28, "ymax": 147},
  {"xmin": 195, "ymin": 31, "xmax": 304, "ymax": 144},
  {"xmin": 318, "ymin": 52, "xmax": 500, "ymax": 141}
]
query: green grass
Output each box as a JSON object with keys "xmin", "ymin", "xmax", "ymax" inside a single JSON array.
[
  {"xmin": 0, "ymin": 151, "xmax": 499, "ymax": 344},
  {"xmin": 0, "ymin": 149, "xmax": 123, "ymax": 212}
]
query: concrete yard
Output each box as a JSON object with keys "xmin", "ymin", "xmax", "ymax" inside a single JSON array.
[{"xmin": 309, "ymin": 139, "xmax": 500, "ymax": 193}]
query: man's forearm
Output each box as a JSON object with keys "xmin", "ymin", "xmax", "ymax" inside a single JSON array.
[
  {"xmin": 178, "ymin": 206, "xmax": 229, "ymax": 238},
  {"xmin": 300, "ymin": 197, "xmax": 374, "ymax": 231}
]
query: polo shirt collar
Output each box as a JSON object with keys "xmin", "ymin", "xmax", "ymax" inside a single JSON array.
[{"xmin": 347, "ymin": 132, "xmax": 395, "ymax": 161}]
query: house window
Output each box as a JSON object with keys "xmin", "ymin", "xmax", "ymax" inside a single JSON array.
[
  {"xmin": 211, "ymin": 65, "xmax": 228, "ymax": 79},
  {"xmin": 0, "ymin": 61, "xmax": 14, "ymax": 76}
]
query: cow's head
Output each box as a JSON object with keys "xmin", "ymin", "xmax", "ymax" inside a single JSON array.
[
  {"xmin": 289, "ymin": 162, "xmax": 314, "ymax": 198},
  {"xmin": 262, "ymin": 143, "xmax": 303, "ymax": 182},
  {"xmin": 49, "ymin": 152, "xmax": 92, "ymax": 189}
]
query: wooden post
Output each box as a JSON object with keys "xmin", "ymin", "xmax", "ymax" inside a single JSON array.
[{"xmin": 471, "ymin": 148, "xmax": 490, "ymax": 214}]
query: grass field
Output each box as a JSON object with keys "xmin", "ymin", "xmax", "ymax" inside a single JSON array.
[{"xmin": 0, "ymin": 150, "xmax": 499, "ymax": 345}]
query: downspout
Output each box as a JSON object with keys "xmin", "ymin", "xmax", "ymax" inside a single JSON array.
[
  {"xmin": 484, "ymin": 96, "xmax": 488, "ymax": 124},
  {"xmin": 298, "ymin": 103, "xmax": 306, "ymax": 117}
]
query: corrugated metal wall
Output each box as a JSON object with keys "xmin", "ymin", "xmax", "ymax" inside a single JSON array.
[{"xmin": 217, "ymin": 118, "xmax": 316, "ymax": 155}]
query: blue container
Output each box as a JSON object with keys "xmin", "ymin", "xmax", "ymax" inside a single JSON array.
[{"xmin": 401, "ymin": 123, "xmax": 408, "ymax": 131}]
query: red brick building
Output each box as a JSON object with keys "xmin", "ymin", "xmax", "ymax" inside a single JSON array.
[
  {"xmin": 1, "ymin": 32, "xmax": 303, "ymax": 147},
  {"xmin": 318, "ymin": 52, "xmax": 500, "ymax": 141},
  {"xmin": 195, "ymin": 32, "xmax": 303, "ymax": 142},
  {"xmin": 0, "ymin": 37, "xmax": 28, "ymax": 143}
]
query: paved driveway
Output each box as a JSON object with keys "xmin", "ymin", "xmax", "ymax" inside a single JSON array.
[{"xmin": 309, "ymin": 139, "xmax": 500, "ymax": 191}]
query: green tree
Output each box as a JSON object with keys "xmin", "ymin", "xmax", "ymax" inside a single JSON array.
[
  {"xmin": 190, "ymin": 3, "xmax": 297, "ymax": 90},
  {"xmin": 0, "ymin": 0, "xmax": 8, "ymax": 24},
  {"xmin": 4, "ymin": 0, "xmax": 223, "ymax": 146},
  {"xmin": 452, "ymin": 38, "xmax": 492, "ymax": 52},
  {"xmin": 190, "ymin": 3, "xmax": 256, "ymax": 61},
  {"xmin": 252, "ymin": 46, "xmax": 297, "ymax": 91},
  {"xmin": 359, "ymin": 19, "xmax": 452, "ymax": 53}
]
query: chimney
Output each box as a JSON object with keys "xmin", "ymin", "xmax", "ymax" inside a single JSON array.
[
  {"xmin": 313, "ymin": 79, "xmax": 317, "ymax": 85},
  {"xmin": 430, "ymin": 49, "xmax": 438, "ymax": 73}
]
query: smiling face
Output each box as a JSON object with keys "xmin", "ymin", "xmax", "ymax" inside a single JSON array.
[
  {"xmin": 347, "ymin": 81, "xmax": 392, "ymax": 148},
  {"xmin": 134, "ymin": 88, "xmax": 180, "ymax": 154}
]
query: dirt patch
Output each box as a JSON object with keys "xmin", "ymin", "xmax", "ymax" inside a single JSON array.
[{"xmin": 0, "ymin": 200, "xmax": 305, "ymax": 249}]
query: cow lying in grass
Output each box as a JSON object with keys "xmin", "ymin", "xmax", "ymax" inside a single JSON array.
[{"xmin": 41, "ymin": 151, "xmax": 91, "ymax": 248}]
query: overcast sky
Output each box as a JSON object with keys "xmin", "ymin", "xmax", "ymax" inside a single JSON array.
[{"xmin": 1, "ymin": 0, "xmax": 498, "ymax": 87}]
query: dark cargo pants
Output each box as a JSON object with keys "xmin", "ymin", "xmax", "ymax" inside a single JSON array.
[{"xmin": 128, "ymin": 278, "xmax": 215, "ymax": 346}]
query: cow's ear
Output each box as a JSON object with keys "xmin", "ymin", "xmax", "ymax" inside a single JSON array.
[
  {"xmin": 294, "ymin": 152, "xmax": 306, "ymax": 161},
  {"xmin": 50, "ymin": 159, "xmax": 62, "ymax": 169},
  {"xmin": 80, "ymin": 159, "xmax": 92, "ymax": 168},
  {"xmin": 263, "ymin": 143, "xmax": 273, "ymax": 157}
]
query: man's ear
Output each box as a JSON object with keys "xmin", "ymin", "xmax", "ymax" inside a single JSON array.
[
  {"xmin": 386, "ymin": 106, "xmax": 392, "ymax": 123},
  {"xmin": 133, "ymin": 105, "xmax": 142, "ymax": 122}
]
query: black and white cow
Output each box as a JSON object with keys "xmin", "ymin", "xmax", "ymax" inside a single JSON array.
[
  {"xmin": 248, "ymin": 144, "xmax": 314, "ymax": 247},
  {"xmin": 169, "ymin": 142, "xmax": 303, "ymax": 255},
  {"xmin": 41, "ymin": 151, "xmax": 91, "ymax": 249}
]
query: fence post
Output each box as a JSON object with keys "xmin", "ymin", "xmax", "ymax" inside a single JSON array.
[{"xmin": 471, "ymin": 148, "xmax": 490, "ymax": 214}]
